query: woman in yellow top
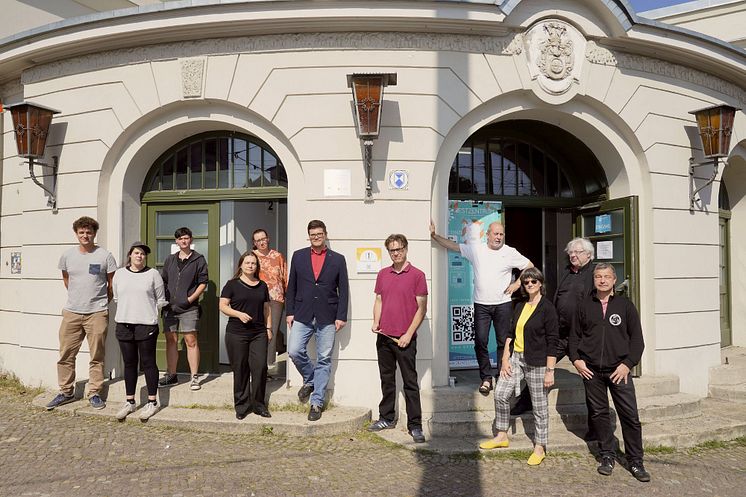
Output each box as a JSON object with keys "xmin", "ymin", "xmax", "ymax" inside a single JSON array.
[{"xmin": 479, "ymin": 267, "xmax": 559, "ymax": 465}]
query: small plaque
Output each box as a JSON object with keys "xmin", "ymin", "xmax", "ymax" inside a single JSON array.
[
  {"xmin": 356, "ymin": 247, "xmax": 382, "ymax": 273},
  {"xmin": 595, "ymin": 214, "xmax": 612, "ymax": 234},
  {"xmin": 388, "ymin": 170, "xmax": 409, "ymax": 190}
]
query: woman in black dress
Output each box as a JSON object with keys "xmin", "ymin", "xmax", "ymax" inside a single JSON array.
[{"xmin": 219, "ymin": 251, "xmax": 272, "ymax": 419}]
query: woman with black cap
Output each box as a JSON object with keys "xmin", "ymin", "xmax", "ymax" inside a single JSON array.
[{"xmin": 112, "ymin": 241, "xmax": 167, "ymax": 421}]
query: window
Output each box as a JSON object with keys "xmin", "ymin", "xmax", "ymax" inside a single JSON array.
[{"xmin": 143, "ymin": 133, "xmax": 287, "ymax": 195}]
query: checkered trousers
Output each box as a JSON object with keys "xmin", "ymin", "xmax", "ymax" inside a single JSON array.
[{"xmin": 493, "ymin": 352, "xmax": 549, "ymax": 446}]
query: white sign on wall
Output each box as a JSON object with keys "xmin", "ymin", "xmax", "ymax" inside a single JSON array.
[{"xmin": 324, "ymin": 169, "xmax": 352, "ymax": 197}]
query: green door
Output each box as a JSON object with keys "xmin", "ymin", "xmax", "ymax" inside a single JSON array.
[
  {"xmin": 576, "ymin": 196, "xmax": 640, "ymax": 373},
  {"xmin": 144, "ymin": 203, "xmax": 220, "ymax": 373},
  {"xmin": 719, "ymin": 213, "xmax": 732, "ymax": 347}
]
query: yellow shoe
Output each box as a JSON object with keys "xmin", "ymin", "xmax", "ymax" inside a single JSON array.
[
  {"xmin": 479, "ymin": 438, "xmax": 509, "ymax": 450},
  {"xmin": 527, "ymin": 452, "xmax": 546, "ymax": 466}
]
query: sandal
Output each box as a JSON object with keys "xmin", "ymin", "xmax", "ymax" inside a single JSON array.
[{"xmin": 478, "ymin": 380, "xmax": 492, "ymax": 396}]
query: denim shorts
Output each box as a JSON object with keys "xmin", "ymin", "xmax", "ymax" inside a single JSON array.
[{"xmin": 163, "ymin": 307, "xmax": 200, "ymax": 333}]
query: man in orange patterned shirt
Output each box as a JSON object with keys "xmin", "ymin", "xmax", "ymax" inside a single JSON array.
[{"xmin": 252, "ymin": 229, "xmax": 288, "ymax": 373}]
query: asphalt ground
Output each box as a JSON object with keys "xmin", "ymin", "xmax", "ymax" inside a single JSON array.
[{"xmin": 2, "ymin": 382, "xmax": 746, "ymax": 497}]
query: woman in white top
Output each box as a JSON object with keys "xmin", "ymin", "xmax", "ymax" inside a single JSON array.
[{"xmin": 112, "ymin": 241, "xmax": 167, "ymax": 421}]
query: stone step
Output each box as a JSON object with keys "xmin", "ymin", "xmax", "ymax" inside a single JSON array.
[
  {"xmin": 709, "ymin": 384, "xmax": 746, "ymax": 403},
  {"xmin": 377, "ymin": 398, "xmax": 746, "ymax": 454},
  {"xmin": 425, "ymin": 392, "xmax": 702, "ymax": 438},
  {"xmin": 709, "ymin": 363, "xmax": 746, "ymax": 386},
  {"xmin": 103, "ymin": 373, "xmax": 304, "ymax": 408},
  {"xmin": 421, "ymin": 373, "xmax": 681, "ymax": 414},
  {"xmin": 32, "ymin": 392, "xmax": 371, "ymax": 437},
  {"xmin": 720, "ymin": 346, "xmax": 746, "ymax": 368}
]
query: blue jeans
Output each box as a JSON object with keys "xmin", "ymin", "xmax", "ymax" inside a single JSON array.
[{"xmin": 288, "ymin": 320, "xmax": 336, "ymax": 407}]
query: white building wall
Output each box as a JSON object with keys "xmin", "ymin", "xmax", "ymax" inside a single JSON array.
[{"xmin": 0, "ymin": 0, "xmax": 744, "ymax": 406}]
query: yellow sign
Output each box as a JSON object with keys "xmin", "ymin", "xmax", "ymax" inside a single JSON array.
[{"xmin": 356, "ymin": 247, "xmax": 382, "ymax": 274}]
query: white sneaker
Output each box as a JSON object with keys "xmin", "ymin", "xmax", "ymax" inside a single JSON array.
[
  {"xmin": 190, "ymin": 374, "xmax": 201, "ymax": 391},
  {"xmin": 116, "ymin": 401, "xmax": 137, "ymax": 420},
  {"xmin": 139, "ymin": 401, "xmax": 159, "ymax": 420}
]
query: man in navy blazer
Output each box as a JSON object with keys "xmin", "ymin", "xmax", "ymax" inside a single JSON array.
[{"xmin": 286, "ymin": 219, "xmax": 349, "ymax": 421}]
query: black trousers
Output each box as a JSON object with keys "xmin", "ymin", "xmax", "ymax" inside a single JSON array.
[
  {"xmin": 583, "ymin": 366, "xmax": 643, "ymax": 464},
  {"xmin": 474, "ymin": 302, "xmax": 512, "ymax": 381},
  {"xmin": 376, "ymin": 334, "xmax": 422, "ymax": 431},
  {"xmin": 118, "ymin": 332, "xmax": 159, "ymax": 397},
  {"xmin": 225, "ymin": 331, "xmax": 268, "ymax": 417}
]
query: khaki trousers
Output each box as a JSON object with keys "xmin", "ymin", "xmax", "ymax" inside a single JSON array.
[{"xmin": 57, "ymin": 309, "xmax": 108, "ymax": 396}]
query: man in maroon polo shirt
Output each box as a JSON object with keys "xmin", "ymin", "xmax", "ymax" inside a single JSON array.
[{"xmin": 369, "ymin": 234, "xmax": 428, "ymax": 443}]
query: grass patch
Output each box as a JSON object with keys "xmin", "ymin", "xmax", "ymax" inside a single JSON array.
[
  {"xmin": 0, "ymin": 373, "xmax": 43, "ymax": 398},
  {"xmin": 688, "ymin": 439, "xmax": 730, "ymax": 454},
  {"xmin": 260, "ymin": 425, "xmax": 274, "ymax": 436},
  {"xmin": 351, "ymin": 429, "xmax": 406, "ymax": 450},
  {"xmin": 645, "ymin": 445, "xmax": 676, "ymax": 455}
]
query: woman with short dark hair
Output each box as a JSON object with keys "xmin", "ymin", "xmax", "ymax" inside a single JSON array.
[{"xmin": 479, "ymin": 267, "xmax": 559, "ymax": 465}]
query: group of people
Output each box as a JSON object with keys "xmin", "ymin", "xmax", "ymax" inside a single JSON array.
[
  {"xmin": 430, "ymin": 222, "xmax": 650, "ymax": 482},
  {"xmin": 43, "ymin": 215, "xmax": 650, "ymax": 481}
]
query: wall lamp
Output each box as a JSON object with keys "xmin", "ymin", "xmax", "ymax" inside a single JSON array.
[
  {"xmin": 347, "ymin": 73, "xmax": 397, "ymax": 199},
  {"xmin": 689, "ymin": 104, "xmax": 738, "ymax": 212},
  {"xmin": 6, "ymin": 102, "xmax": 61, "ymax": 211}
]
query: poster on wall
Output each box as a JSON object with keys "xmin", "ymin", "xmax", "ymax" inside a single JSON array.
[{"xmin": 448, "ymin": 200, "xmax": 503, "ymax": 369}]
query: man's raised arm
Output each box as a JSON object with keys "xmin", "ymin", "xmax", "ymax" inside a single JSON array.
[{"xmin": 429, "ymin": 220, "xmax": 460, "ymax": 252}]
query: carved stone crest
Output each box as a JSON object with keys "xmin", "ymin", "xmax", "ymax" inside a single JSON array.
[
  {"xmin": 538, "ymin": 23, "xmax": 573, "ymax": 80},
  {"xmin": 524, "ymin": 20, "xmax": 586, "ymax": 95}
]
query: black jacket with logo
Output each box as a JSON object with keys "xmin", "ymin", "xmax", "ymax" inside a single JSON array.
[{"xmin": 568, "ymin": 292, "xmax": 644, "ymax": 371}]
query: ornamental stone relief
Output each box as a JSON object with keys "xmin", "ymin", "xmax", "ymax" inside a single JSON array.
[
  {"xmin": 180, "ymin": 58, "xmax": 204, "ymax": 98},
  {"xmin": 523, "ymin": 20, "xmax": 586, "ymax": 95}
]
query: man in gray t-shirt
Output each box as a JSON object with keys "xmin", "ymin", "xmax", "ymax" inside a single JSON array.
[{"xmin": 46, "ymin": 216, "xmax": 117, "ymax": 411}]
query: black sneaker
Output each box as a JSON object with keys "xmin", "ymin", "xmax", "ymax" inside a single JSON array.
[
  {"xmin": 308, "ymin": 405, "xmax": 322, "ymax": 421},
  {"xmin": 409, "ymin": 427, "xmax": 426, "ymax": 443},
  {"xmin": 45, "ymin": 393, "xmax": 75, "ymax": 411},
  {"xmin": 630, "ymin": 463, "xmax": 651, "ymax": 482},
  {"xmin": 158, "ymin": 373, "xmax": 178, "ymax": 388},
  {"xmin": 597, "ymin": 456, "xmax": 615, "ymax": 476},
  {"xmin": 298, "ymin": 384, "xmax": 314, "ymax": 404},
  {"xmin": 368, "ymin": 419, "xmax": 396, "ymax": 432}
]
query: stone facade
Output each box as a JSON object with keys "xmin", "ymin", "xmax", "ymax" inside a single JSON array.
[{"xmin": 1, "ymin": 0, "xmax": 745, "ymax": 410}]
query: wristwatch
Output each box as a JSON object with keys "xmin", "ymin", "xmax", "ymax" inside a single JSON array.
[{"xmin": 546, "ymin": 367, "xmax": 555, "ymax": 372}]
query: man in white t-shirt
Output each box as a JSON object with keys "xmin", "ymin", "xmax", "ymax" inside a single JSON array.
[{"xmin": 430, "ymin": 220, "xmax": 533, "ymax": 395}]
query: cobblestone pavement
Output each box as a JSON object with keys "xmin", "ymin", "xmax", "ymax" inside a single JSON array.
[{"xmin": 2, "ymin": 390, "xmax": 746, "ymax": 497}]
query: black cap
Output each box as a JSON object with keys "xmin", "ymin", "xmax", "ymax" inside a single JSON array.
[{"xmin": 129, "ymin": 241, "xmax": 151, "ymax": 255}]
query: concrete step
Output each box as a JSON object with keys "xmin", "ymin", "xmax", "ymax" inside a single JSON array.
[
  {"xmin": 376, "ymin": 398, "xmax": 746, "ymax": 455},
  {"xmin": 720, "ymin": 346, "xmax": 746, "ymax": 368},
  {"xmin": 32, "ymin": 392, "xmax": 371, "ymax": 437},
  {"xmin": 102, "ymin": 373, "xmax": 304, "ymax": 408},
  {"xmin": 425, "ymin": 392, "xmax": 702, "ymax": 438},
  {"xmin": 709, "ymin": 384, "xmax": 746, "ymax": 403},
  {"xmin": 709, "ymin": 363, "xmax": 746, "ymax": 386},
  {"xmin": 422, "ymin": 371, "xmax": 681, "ymax": 414}
]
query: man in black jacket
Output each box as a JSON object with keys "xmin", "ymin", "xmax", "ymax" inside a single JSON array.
[
  {"xmin": 158, "ymin": 227, "xmax": 209, "ymax": 391},
  {"xmin": 569, "ymin": 263, "xmax": 650, "ymax": 482}
]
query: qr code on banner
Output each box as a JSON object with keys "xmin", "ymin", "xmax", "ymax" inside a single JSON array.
[{"xmin": 450, "ymin": 305, "xmax": 475, "ymax": 344}]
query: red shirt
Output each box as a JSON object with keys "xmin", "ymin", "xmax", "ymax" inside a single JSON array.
[
  {"xmin": 311, "ymin": 246, "xmax": 327, "ymax": 280},
  {"xmin": 374, "ymin": 263, "xmax": 428, "ymax": 337}
]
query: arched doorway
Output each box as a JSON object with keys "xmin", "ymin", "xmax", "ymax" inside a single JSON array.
[
  {"xmin": 446, "ymin": 119, "xmax": 639, "ymax": 370},
  {"xmin": 141, "ymin": 131, "xmax": 288, "ymax": 372}
]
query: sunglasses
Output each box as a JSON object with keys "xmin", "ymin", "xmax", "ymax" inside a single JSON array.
[{"xmin": 522, "ymin": 279, "xmax": 539, "ymax": 285}]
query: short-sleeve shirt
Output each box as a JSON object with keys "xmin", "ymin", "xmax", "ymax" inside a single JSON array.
[
  {"xmin": 58, "ymin": 246, "xmax": 117, "ymax": 314},
  {"xmin": 459, "ymin": 243, "xmax": 530, "ymax": 305},
  {"xmin": 220, "ymin": 278, "xmax": 270, "ymax": 334},
  {"xmin": 374, "ymin": 263, "xmax": 428, "ymax": 337},
  {"xmin": 253, "ymin": 249, "xmax": 287, "ymax": 303}
]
